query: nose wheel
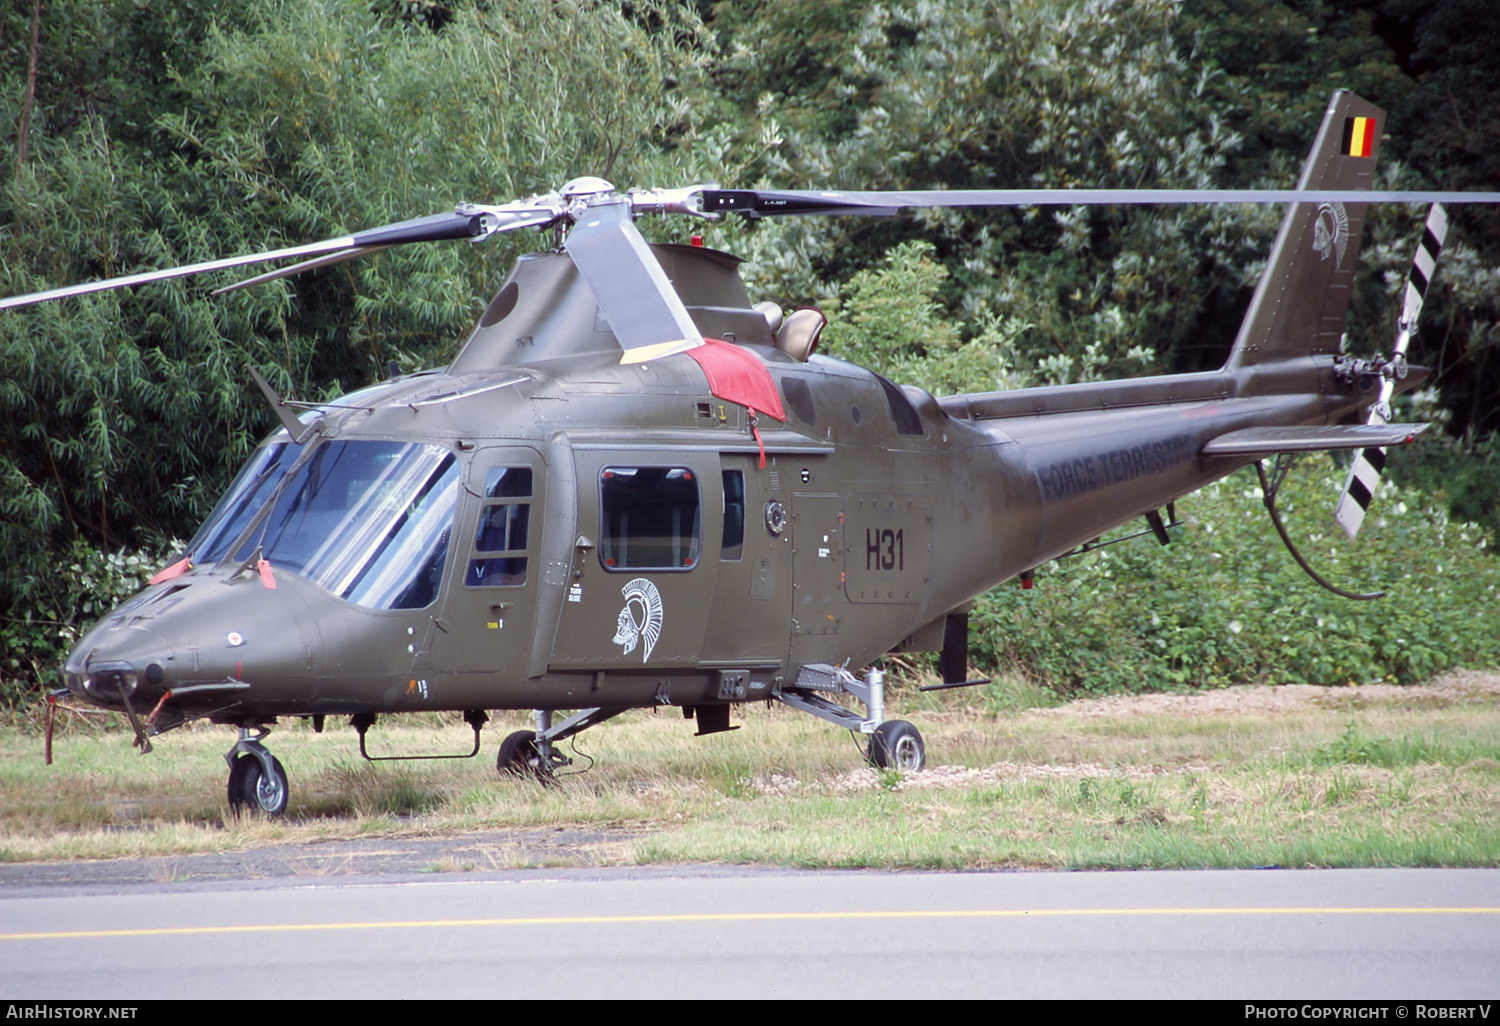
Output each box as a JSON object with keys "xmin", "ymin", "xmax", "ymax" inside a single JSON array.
[
  {"xmin": 496, "ymin": 708, "xmax": 625, "ymax": 782},
  {"xmin": 226, "ymin": 729, "xmax": 289, "ymax": 816}
]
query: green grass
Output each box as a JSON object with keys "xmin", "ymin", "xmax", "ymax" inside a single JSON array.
[{"xmin": 2, "ymin": 677, "xmax": 1499, "ymax": 869}]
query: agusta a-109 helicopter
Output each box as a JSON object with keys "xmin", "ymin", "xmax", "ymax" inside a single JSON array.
[{"xmin": 7, "ymin": 91, "xmax": 1499, "ymax": 814}]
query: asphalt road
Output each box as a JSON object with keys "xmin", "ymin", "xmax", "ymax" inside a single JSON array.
[{"xmin": 2, "ymin": 865, "xmax": 1497, "ymax": 999}]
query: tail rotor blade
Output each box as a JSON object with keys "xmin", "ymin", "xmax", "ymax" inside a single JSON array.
[
  {"xmin": 1397, "ymin": 204, "xmax": 1448, "ymax": 359},
  {"xmin": 1334, "ymin": 444, "xmax": 1387, "ymax": 539}
]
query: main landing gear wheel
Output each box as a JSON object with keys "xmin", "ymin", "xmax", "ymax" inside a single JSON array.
[
  {"xmin": 867, "ymin": 719, "xmax": 926, "ymax": 772},
  {"xmin": 228, "ymin": 753, "xmax": 289, "ymax": 815},
  {"xmin": 497, "ymin": 729, "xmax": 551, "ymax": 781}
]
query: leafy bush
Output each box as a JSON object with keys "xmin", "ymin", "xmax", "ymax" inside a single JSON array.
[
  {"xmin": 0, "ymin": 0, "xmax": 713, "ymax": 704},
  {"xmin": 970, "ymin": 454, "xmax": 1499, "ymax": 694},
  {"xmin": 1388, "ymin": 423, "xmax": 1500, "ymax": 550},
  {"xmin": 3, "ymin": 0, "xmax": 1498, "ymax": 709}
]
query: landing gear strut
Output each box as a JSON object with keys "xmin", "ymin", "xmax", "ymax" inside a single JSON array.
[{"xmin": 226, "ymin": 727, "xmax": 288, "ymax": 815}]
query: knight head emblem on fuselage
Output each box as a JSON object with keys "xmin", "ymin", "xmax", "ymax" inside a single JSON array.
[{"xmin": 612, "ymin": 577, "xmax": 663, "ymax": 661}]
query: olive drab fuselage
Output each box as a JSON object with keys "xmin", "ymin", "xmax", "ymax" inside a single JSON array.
[
  {"xmin": 58, "ymin": 299, "xmax": 1048, "ymax": 725},
  {"xmin": 59, "ymin": 244, "xmax": 1380, "ymax": 729}
]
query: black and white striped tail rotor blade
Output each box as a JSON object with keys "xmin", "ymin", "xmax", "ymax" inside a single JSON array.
[
  {"xmin": 1334, "ymin": 204, "xmax": 1449, "ymax": 539},
  {"xmin": 1397, "ymin": 204, "xmax": 1448, "ymax": 356},
  {"xmin": 1334, "ymin": 445, "xmax": 1387, "ymax": 539}
]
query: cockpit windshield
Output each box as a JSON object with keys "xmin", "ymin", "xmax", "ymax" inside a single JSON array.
[{"xmin": 189, "ymin": 440, "xmax": 460, "ymax": 610}]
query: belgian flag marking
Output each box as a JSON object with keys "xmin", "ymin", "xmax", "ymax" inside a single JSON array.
[{"xmin": 1342, "ymin": 116, "xmax": 1376, "ymax": 158}]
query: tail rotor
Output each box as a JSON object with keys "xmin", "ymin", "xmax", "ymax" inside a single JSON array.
[{"xmin": 1334, "ymin": 203, "xmax": 1449, "ymax": 538}]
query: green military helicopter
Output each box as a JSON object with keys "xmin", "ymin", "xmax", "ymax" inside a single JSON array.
[{"xmin": 6, "ymin": 91, "xmax": 1497, "ymax": 814}]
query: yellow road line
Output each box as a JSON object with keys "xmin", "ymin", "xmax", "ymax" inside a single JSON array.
[{"xmin": 4, "ymin": 907, "xmax": 1497, "ymax": 942}]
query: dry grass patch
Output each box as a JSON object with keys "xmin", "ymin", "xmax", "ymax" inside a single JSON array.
[{"xmin": 2, "ymin": 671, "xmax": 1498, "ymax": 869}]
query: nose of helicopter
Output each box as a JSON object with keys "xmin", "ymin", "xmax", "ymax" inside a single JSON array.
[
  {"xmin": 62, "ymin": 569, "xmax": 326, "ymax": 713},
  {"xmin": 63, "ymin": 626, "xmax": 174, "ymax": 707}
]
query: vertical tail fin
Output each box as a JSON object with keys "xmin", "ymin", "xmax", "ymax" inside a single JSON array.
[{"xmin": 1227, "ymin": 91, "xmax": 1385, "ymax": 370}]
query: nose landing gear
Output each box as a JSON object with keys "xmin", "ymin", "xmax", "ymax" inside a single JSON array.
[{"xmin": 226, "ymin": 727, "xmax": 289, "ymax": 816}]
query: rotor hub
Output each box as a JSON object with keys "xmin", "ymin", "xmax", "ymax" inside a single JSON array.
[{"xmin": 559, "ymin": 176, "xmax": 617, "ymax": 202}]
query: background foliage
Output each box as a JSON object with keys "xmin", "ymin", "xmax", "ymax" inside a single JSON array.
[
  {"xmin": 973, "ymin": 460, "xmax": 1499, "ymax": 693},
  {"xmin": 1, "ymin": 0, "xmax": 1496, "ymax": 703}
]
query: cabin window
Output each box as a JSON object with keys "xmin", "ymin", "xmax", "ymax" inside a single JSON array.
[
  {"xmin": 721, "ymin": 469, "xmax": 744, "ymax": 560},
  {"xmin": 874, "ymin": 373, "xmax": 925, "ymax": 436},
  {"xmin": 599, "ymin": 466, "xmax": 701, "ymax": 571},
  {"xmin": 467, "ymin": 466, "xmax": 533, "ymax": 587}
]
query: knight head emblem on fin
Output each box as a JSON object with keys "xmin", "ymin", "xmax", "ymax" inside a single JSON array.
[
  {"xmin": 1312, "ymin": 201, "xmax": 1349, "ymax": 264},
  {"xmin": 611, "ymin": 577, "xmax": 663, "ymax": 661}
]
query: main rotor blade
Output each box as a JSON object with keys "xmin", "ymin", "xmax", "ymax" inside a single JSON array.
[
  {"xmin": 215, "ymin": 205, "xmax": 563, "ymax": 296},
  {"xmin": 347, "ymin": 208, "xmax": 496, "ymax": 247},
  {"xmin": 699, "ymin": 187, "xmax": 1500, "ymax": 217},
  {"xmin": 564, "ymin": 199, "xmax": 703, "ymax": 363},
  {"xmin": 212, "ymin": 245, "xmax": 392, "ymax": 296},
  {"xmin": 0, "ymin": 235, "xmax": 363, "ymax": 312},
  {"xmin": 0, "ymin": 206, "xmax": 516, "ymax": 313}
]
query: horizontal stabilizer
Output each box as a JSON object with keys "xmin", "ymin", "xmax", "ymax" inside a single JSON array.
[{"xmin": 1203, "ymin": 423, "xmax": 1428, "ymax": 457}]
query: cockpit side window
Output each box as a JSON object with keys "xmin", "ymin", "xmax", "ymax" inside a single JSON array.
[
  {"xmin": 312, "ymin": 444, "xmax": 460, "ymax": 610},
  {"xmin": 466, "ymin": 466, "xmax": 533, "ymax": 587}
]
